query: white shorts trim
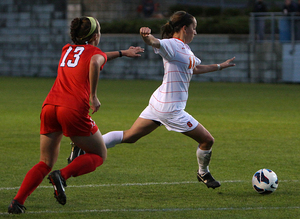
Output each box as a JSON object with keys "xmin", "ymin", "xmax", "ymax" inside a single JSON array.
[{"xmin": 139, "ymin": 105, "xmax": 199, "ymax": 132}]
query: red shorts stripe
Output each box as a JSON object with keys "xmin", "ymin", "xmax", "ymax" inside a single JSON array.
[{"xmin": 40, "ymin": 105, "xmax": 98, "ymax": 137}]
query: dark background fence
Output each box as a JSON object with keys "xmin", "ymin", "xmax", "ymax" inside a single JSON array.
[{"xmin": 0, "ymin": 0, "xmax": 299, "ymax": 82}]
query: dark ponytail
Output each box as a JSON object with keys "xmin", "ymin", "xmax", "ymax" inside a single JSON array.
[{"xmin": 161, "ymin": 11, "xmax": 194, "ymax": 39}]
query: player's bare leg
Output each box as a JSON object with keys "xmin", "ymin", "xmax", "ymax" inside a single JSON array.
[
  {"xmin": 122, "ymin": 117, "xmax": 159, "ymax": 143},
  {"xmin": 183, "ymin": 123, "xmax": 221, "ymax": 189},
  {"xmin": 67, "ymin": 117, "xmax": 159, "ymax": 163}
]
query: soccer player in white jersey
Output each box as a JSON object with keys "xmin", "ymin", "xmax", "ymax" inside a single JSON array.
[{"xmin": 68, "ymin": 11, "xmax": 235, "ymax": 189}]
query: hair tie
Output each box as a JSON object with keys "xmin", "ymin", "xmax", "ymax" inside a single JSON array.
[{"xmin": 80, "ymin": 17, "xmax": 97, "ymax": 40}]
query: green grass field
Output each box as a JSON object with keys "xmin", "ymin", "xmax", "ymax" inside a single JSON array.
[{"xmin": 0, "ymin": 77, "xmax": 299, "ymax": 218}]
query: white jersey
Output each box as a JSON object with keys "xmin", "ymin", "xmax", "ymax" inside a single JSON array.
[{"xmin": 149, "ymin": 38, "xmax": 201, "ymax": 113}]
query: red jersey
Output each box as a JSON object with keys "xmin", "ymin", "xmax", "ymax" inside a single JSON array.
[{"xmin": 43, "ymin": 44, "xmax": 107, "ymax": 113}]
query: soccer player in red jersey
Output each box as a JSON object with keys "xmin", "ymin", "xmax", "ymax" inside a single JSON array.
[{"xmin": 8, "ymin": 16, "xmax": 144, "ymax": 214}]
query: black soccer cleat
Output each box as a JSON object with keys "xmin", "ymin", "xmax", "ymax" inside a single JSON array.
[
  {"xmin": 8, "ymin": 199, "xmax": 26, "ymax": 214},
  {"xmin": 197, "ymin": 171, "xmax": 221, "ymax": 189},
  {"xmin": 67, "ymin": 142, "xmax": 85, "ymax": 164},
  {"xmin": 47, "ymin": 170, "xmax": 67, "ymax": 205}
]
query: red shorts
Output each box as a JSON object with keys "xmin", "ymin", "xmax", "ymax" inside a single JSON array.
[{"xmin": 40, "ymin": 105, "xmax": 98, "ymax": 137}]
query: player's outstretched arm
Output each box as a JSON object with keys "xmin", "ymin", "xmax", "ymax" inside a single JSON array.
[
  {"xmin": 105, "ymin": 46, "xmax": 144, "ymax": 61},
  {"xmin": 122, "ymin": 46, "xmax": 144, "ymax": 57},
  {"xmin": 193, "ymin": 57, "xmax": 236, "ymax": 75}
]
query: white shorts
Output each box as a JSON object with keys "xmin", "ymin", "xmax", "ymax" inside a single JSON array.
[{"xmin": 139, "ymin": 105, "xmax": 199, "ymax": 132}]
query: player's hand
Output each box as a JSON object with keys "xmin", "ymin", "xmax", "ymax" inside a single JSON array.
[
  {"xmin": 123, "ymin": 46, "xmax": 144, "ymax": 57},
  {"xmin": 90, "ymin": 96, "xmax": 101, "ymax": 114},
  {"xmin": 140, "ymin": 27, "xmax": 151, "ymax": 37},
  {"xmin": 139, "ymin": 27, "xmax": 160, "ymax": 48},
  {"xmin": 220, "ymin": 57, "xmax": 236, "ymax": 70}
]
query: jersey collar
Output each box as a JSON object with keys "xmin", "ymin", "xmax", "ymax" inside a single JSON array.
[{"xmin": 173, "ymin": 37, "xmax": 185, "ymax": 43}]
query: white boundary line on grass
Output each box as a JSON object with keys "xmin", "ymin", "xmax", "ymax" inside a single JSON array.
[
  {"xmin": 1, "ymin": 179, "xmax": 298, "ymax": 191},
  {"xmin": 1, "ymin": 180, "xmax": 299, "ymax": 215},
  {"xmin": 1, "ymin": 206, "xmax": 300, "ymax": 215}
]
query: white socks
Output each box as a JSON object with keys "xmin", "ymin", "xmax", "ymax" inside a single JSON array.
[
  {"xmin": 102, "ymin": 131, "xmax": 123, "ymax": 149},
  {"xmin": 196, "ymin": 147, "xmax": 212, "ymax": 175}
]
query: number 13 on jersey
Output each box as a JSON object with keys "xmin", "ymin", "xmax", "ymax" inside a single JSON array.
[{"xmin": 60, "ymin": 46, "xmax": 85, "ymax": 68}]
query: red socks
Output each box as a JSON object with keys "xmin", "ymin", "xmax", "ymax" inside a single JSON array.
[
  {"xmin": 14, "ymin": 161, "xmax": 51, "ymax": 205},
  {"xmin": 13, "ymin": 154, "xmax": 103, "ymax": 205},
  {"xmin": 60, "ymin": 153, "xmax": 103, "ymax": 180}
]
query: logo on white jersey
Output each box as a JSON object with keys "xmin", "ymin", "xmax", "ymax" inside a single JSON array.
[{"xmin": 188, "ymin": 56, "xmax": 195, "ymax": 69}]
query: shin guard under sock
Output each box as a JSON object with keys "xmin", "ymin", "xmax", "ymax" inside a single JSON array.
[
  {"xmin": 60, "ymin": 153, "xmax": 103, "ymax": 179},
  {"xmin": 102, "ymin": 131, "xmax": 123, "ymax": 148},
  {"xmin": 196, "ymin": 147, "xmax": 212, "ymax": 175},
  {"xmin": 14, "ymin": 161, "xmax": 51, "ymax": 205}
]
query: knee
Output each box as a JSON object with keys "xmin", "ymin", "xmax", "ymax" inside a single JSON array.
[
  {"xmin": 99, "ymin": 147, "xmax": 107, "ymax": 162},
  {"xmin": 91, "ymin": 142, "xmax": 107, "ymax": 162},
  {"xmin": 200, "ymin": 136, "xmax": 214, "ymax": 150},
  {"xmin": 96, "ymin": 154, "xmax": 105, "ymax": 166},
  {"xmin": 208, "ymin": 136, "xmax": 214, "ymax": 147}
]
